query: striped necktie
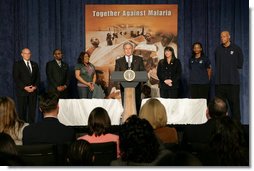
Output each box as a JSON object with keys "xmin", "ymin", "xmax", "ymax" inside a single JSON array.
[{"xmin": 128, "ymin": 57, "xmax": 131, "ymax": 69}]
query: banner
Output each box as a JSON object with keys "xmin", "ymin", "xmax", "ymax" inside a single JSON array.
[{"xmin": 85, "ymin": 4, "xmax": 178, "ymax": 97}]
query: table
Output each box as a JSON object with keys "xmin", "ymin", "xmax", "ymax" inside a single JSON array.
[
  {"xmin": 141, "ymin": 98, "xmax": 208, "ymax": 124},
  {"xmin": 58, "ymin": 99, "xmax": 123, "ymax": 126},
  {"xmin": 58, "ymin": 98, "xmax": 207, "ymax": 126}
]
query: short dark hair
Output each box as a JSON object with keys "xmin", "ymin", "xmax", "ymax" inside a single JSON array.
[
  {"xmin": 191, "ymin": 42, "xmax": 205, "ymax": 58},
  {"xmin": 208, "ymin": 96, "xmax": 228, "ymax": 119},
  {"xmin": 88, "ymin": 107, "xmax": 111, "ymax": 136},
  {"xmin": 39, "ymin": 93, "xmax": 59, "ymax": 113},
  {"xmin": 53, "ymin": 48, "xmax": 62, "ymax": 55}
]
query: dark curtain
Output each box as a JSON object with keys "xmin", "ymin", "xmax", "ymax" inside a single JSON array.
[{"xmin": 0, "ymin": 0, "xmax": 249, "ymax": 124}]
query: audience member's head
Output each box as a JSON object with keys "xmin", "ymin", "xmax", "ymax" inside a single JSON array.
[
  {"xmin": 88, "ymin": 107, "xmax": 111, "ymax": 136},
  {"xmin": 39, "ymin": 92, "xmax": 59, "ymax": 117},
  {"xmin": 141, "ymin": 84, "xmax": 151, "ymax": 98},
  {"xmin": 208, "ymin": 116, "xmax": 248, "ymax": 166},
  {"xmin": 139, "ymin": 98, "xmax": 167, "ymax": 129},
  {"xmin": 0, "ymin": 97, "xmax": 25, "ymax": 139},
  {"xmin": 0, "ymin": 132, "xmax": 24, "ymax": 165},
  {"xmin": 0, "ymin": 132, "xmax": 18, "ymax": 155},
  {"xmin": 119, "ymin": 115, "xmax": 160, "ymax": 163},
  {"xmin": 66, "ymin": 139, "xmax": 94, "ymax": 166},
  {"xmin": 207, "ymin": 96, "xmax": 228, "ymax": 119}
]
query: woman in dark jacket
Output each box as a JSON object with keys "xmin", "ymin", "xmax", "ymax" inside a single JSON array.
[{"xmin": 157, "ymin": 46, "xmax": 182, "ymax": 98}]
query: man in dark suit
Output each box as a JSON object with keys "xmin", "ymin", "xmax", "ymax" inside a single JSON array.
[
  {"xmin": 115, "ymin": 42, "xmax": 145, "ymax": 113},
  {"xmin": 46, "ymin": 49, "xmax": 69, "ymax": 98},
  {"xmin": 13, "ymin": 48, "xmax": 40, "ymax": 123},
  {"xmin": 22, "ymin": 92, "xmax": 75, "ymax": 145}
]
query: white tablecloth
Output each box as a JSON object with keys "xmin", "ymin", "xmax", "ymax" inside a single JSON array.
[
  {"xmin": 58, "ymin": 98, "xmax": 207, "ymax": 126},
  {"xmin": 58, "ymin": 99, "xmax": 123, "ymax": 126},
  {"xmin": 141, "ymin": 98, "xmax": 208, "ymax": 124}
]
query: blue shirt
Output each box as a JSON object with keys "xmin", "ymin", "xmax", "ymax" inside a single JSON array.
[
  {"xmin": 189, "ymin": 56, "xmax": 211, "ymax": 84},
  {"xmin": 214, "ymin": 43, "xmax": 243, "ymax": 85}
]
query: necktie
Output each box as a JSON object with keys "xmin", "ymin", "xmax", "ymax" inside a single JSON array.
[
  {"xmin": 27, "ymin": 61, "xmax": 32, "ymax": 73},
  {"xmin": 128, "ymin": 57, "xmax": 131, "ymax": 69},
  {"xmin": 58, "ymin": 62, "xmax": 61, "ymax": 67}
]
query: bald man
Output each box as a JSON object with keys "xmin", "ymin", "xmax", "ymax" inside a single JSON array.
[
  {"xmin": 13, "ymin": 48, "xmax": 40, "ymax": 123},
  {"xmin": 214, "ymin": 31, "xmax": 243, "ymax": 122}
]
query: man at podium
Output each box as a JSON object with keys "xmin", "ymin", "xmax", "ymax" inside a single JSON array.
[{"xmin": 115, "ymin": 42, "xmax": 145, "ymax": 114}]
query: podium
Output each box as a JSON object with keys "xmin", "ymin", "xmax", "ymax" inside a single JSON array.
[{"xmin": 111, "ymin": 70, "xmax": 147, "ymax": 123}]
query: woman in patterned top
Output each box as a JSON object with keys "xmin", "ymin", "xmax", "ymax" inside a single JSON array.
[{"xmin": 75, "ymin": 51, "xmax": 96, "ymax": 98}]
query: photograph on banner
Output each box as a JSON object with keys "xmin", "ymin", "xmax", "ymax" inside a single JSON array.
[{"xmin": 85, "ymin": 4, "xmax": 178, "ymax": 98}]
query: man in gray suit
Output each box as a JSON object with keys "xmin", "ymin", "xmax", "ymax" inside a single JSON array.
[{"xmin": 115, "ymin": 42, "xmax": 145, "ymax": 113}]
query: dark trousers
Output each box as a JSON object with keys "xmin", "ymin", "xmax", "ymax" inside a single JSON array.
[
  {"xmin": 215, "ymin": 85, "xmax": 241, "ymax": 122},
  {"xmin": 190, "ymin": 84, "xmax": 209, "ymax": 102},
  {"xmin": 17, "ymin": 94, "xmax": 37, "ymax": 123},
  {"xmin": 160, "ymin": 88, "xmax": 178, "ymax": 98}
]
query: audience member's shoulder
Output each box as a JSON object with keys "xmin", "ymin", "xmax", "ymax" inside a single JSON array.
[
  {"xmin": 107, "ymin": 133, "xmax": 119, "ymax": 140},
  {"xmin": 20, "ymin": 122, "xmax": 29, "ymax": 131},
  {"xmin": 23, "ymin": 122, "xmax": 29, "ymax": 127},
  {"xmin": 63, "ymin": 124, "xmax": 75, "ymax": 134},
  {"xmin": 23, "ymin": 122, "xmax": 36, "ymax": 130}
]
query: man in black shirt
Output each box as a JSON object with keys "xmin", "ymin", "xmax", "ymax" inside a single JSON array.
[{"xmin": 214, "ymin": 31, "xmax": 243, "ymax": 122}]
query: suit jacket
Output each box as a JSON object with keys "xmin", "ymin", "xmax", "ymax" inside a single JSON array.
[
  {"xmin": 13, "ymin": 60, "xmax": 40, "ymax": 96},
  {"xmin": 115, "ymin": 55, "xmax": 145, "ymax": 71},
  {"xmin": 157, "ymin": 58, "xmax": 182, "ymax": 89},
  {"xmin": 22, "ymin": 117, "xmax": 75, "ymax": 145},
  {"xmin": 46, "ymin": 60, "xmax": 69, "ymax": 92}
]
